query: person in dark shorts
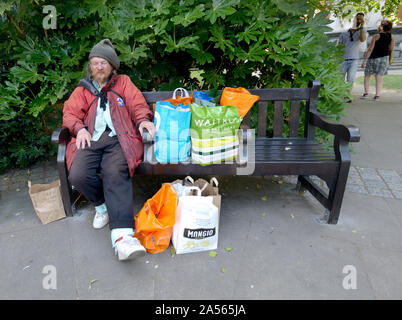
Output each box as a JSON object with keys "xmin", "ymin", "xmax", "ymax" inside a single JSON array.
[{"xmin": 361, "ymin": 20, "xmax": 395, "ymax": 101}]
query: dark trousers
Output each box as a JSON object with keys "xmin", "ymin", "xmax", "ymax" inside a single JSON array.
[{"xmin": 69, "ymin": 130, "xmax": 134, "ymax": 229}]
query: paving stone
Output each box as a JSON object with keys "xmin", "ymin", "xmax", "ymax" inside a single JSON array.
[
  {"xmin": 347, "ymin": 176, "xmax": 364, "ymax": 185},
  {"xmin": 366, "ymin": 187, "xmax": 394, "ymax": 198},
  {"xmin": 363, "ymin": 179, "xmax": 387, "ymax": 188},
  {"xmin": 346, "ymin": 184, "xmax": 368, "ymax": 194},
  {"xmin": 380, "ymin": 175, "xmax": 402, "ymax": 184},
  {"xmin": 391, "ymin": 190, "xmax": 402, "ymax": 199},
  {"xmin": 387, "ymin": 183, "xmax": 402, "ymax": 192},
  {"xmin": 378, "ymin": 169, "xmax": 400, "ymax": 178},
  {"xmin": 357, "ymin": 167, "xmax": 377, "ymax": 176}
]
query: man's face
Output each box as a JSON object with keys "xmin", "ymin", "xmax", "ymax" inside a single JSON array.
[
  {"xmin": 356, "ymin": 14, "xmax": 364, "ymax": 26},
  {"xmin": 90, "ymin": 57, "xmax": 113, "ymax": 84}
]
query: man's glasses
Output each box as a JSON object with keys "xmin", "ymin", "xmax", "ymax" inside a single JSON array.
[{"xmin": 90, "ymin": 61, "xmax": 109, "ymax": 67}]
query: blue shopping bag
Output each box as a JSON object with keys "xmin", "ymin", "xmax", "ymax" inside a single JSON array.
[
  {"xmin": 193, "ymin": 91, "xmax": 214, "ymax": 102},
  {"xmin": 154, "ymin": 101, "xmax": 191, "ymax": 163}
]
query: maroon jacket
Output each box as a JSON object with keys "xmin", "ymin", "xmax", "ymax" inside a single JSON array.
[{"xmin": 62, "ymin": 74, "xmax": 153, "ymax": 177}]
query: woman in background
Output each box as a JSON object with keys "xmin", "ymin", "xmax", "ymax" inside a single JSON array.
[{"xmin": 361, "ymin": 20, "xmax": 394, "ymax": 101}]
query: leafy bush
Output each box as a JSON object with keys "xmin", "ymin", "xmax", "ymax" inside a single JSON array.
[{"xmin": 1, "ymin": 0, "xmax": 353, "ymax": 173}]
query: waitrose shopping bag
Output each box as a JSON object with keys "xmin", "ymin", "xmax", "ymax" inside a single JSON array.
[
  {"xmin": 172, "ymin": 186, "xmax": 219, "ymax": 254},
  {"xmin": 190, "ymin": 103, "xmax": 242, "ymax": 165}
]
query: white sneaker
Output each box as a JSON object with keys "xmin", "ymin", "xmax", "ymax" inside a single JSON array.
[
  {"xmin": 114, "ymin": 236, "xmax": 146, "ymax": 261},
  {"xmin": 93, "ymin": 212, "xmax": 109, "ymax": 229}
]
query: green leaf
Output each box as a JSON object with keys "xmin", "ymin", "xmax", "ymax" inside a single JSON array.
[
  {"xmin": 190, "ymin": 50, "xmax": 214, "ymax": 65},
  {"xmin": 170, "ymin": 245, "xmax": 176, "ymax": 258},
  {"xmin": 10, "ymin": 61, "xmax": 43, "ymax": 84},
  {"xmin": 209, "ymin": 251, "xmax": 217, "ymax": 258},
  {"xmin": 115, "ymin": 43, "xmax": 148, "ymax": 65},
  {"xmin": 201, "ymin": 70, "xmax": 225, "ymax": 88},
  {"xmin": 209, "ymin": 25, "xmax": 234, "ymax": 51},
  {"xmin": 171, "ymin": 4, "xmax": 205, "ymax": 27},
  {"xmin": 205, "ymin": 0, "xmax": 238, "ymax": 24}
]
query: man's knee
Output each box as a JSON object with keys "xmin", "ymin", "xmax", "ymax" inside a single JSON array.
[
  {"xmin": 69, "ymin": 162, "xmax": 96, "ymax": 188},
  {"xmin": 101, "ymin": 165, "xmax": 129, "ymax": 184}
]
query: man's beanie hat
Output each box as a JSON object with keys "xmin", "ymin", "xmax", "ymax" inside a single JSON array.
[{"xmin": 89, "ymin": 39, "xmax": 120, "ymax": 70}]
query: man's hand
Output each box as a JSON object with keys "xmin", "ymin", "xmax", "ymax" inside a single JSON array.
[
  {"xmin": 76, "ymin": 128, "xmax": 92, "ymax": 149},
  {"xmin": 138, "ymin": 121, "xmax": 156, "ymax": 138}
]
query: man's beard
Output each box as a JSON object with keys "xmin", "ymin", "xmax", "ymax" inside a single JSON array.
[{"xmin": 91, "ymin": 69, "xmax": 111, "ymax": 84}]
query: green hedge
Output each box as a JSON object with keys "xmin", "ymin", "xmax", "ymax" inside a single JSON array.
[{"xmin": 0, "ymin": 0, "xmax": 351, "ymax": 174}]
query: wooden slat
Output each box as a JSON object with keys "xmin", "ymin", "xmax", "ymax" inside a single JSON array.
[
  {"xmin": 257, "ymin": 101, "xmax": 267, "ymax": 137},
  {"xmin": 289, "ymin": 101, "xmax": 301, "ymax": 137},
  {"xmin": 273, "ymin": 101, "xmax": 283, "ymax": 137},
  {"xmin": 142, "ymin": 88, "xmax": 312, "ymax": 104},
  {"xmin": 242, "ymin": 111, "xmax": 251, "ymax": 129},
  {"xmin": 142, "ymin": 91, "xmax": 175, "ymax": 104},
  {"xmin": 248, "ymin": 88, "xmax": 311, "ymax": 101}
]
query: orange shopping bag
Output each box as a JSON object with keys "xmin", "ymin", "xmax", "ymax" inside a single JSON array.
[
  {"xmin": 220, "ymin": 87, "xmax": 260, "ymax": 118},
  {"xmin": 134, "ymin": 183, "xmax": 177, "ymax": 254}
]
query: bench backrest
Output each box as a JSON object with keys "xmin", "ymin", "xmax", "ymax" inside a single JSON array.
[{"xmin": 142, "ymin": 80, "xmax": 320, "ymax": 141}]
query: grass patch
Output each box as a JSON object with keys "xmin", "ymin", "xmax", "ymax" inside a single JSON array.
[{"xmin": 355, "ymin": 75, "xmax": 402, "ymax": 90}]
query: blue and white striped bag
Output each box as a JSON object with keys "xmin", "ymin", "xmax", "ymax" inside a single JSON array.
[{"xmin": 154, "ymin": 101, "xmax": 192, "ymax": 163}]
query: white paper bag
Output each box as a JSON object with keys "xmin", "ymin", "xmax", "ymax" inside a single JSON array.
[{"xmin": 172, "ymin": 186, "xmax": 219, "ymax": 254}]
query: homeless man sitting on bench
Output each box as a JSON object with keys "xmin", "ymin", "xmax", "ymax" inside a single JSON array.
[{"xmin": 62, "ymin": 39, "xmax": 156, "ymax": 261}]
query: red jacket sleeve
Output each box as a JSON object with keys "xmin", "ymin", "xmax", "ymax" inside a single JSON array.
[
  {"xmin": 121, "ymin": 75, "xmax": 153, "ymax": 128},
  {"xmin": 62, "ymin": 87, "xmax": 88, "ymax": 137}
]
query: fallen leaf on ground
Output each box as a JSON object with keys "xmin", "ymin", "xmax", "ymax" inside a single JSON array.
[
  {"xmin": 261, "ymin": 213, "xmax": 267, "ymax": 217},
  {"xmin": 290, "ymin": 214, "xmax": 295, "ymax": 219},
  {"xmin": 154, "ymin": 265, "xmax": 159, "ymax": 269},
  {"xmin": 221, "ymin": 267, "xmax": 227, "ymax": 273},
  {"xmin": 170, "ymin": 246, "xmax": 175, "ymax": 258},
  {"xmin": 261, "ymin": 196, "xmax": 267, "ymax": 201},
  {"xmin": 88, "ymin": 279, "xmax": 98, "ymax": 290},
  {"xmin": 352, "ymin": 230, "xmax": 357, "ymax": 233},
  {"xmin": 209, "ymin": 251, "xmax": 217, "ymax": 258},
  {"xmin": 225, "ymin": 247, "xmax": 232, "ymax": 252}
]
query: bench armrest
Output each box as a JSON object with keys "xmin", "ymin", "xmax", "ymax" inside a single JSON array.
[
  {"xmin": 51, "ymin": 127, "xmax": 71, "ymax": 144},
  {"xmin": 309, "ymin": 112, "xmax": 360, "ymax": 142}
]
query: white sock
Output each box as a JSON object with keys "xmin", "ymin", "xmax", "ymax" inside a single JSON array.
[
  {"xmin": 95, "ymin": 203, "xmax": 107, "ymax": 215},
  {"xmin": 111, "ymin": 228, "xmax": 134, "ymax": 247}
]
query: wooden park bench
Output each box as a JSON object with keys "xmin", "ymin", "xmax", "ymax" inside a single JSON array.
[{"xmin": 51, "ymin": 80, "xmax": 360, "ymax": 224}]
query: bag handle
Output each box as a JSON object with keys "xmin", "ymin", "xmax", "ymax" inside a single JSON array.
[
  {"xmin": 210, "ymin": 177, "xmax": 219, "ymax": 187},
  {"xmin": 200, "ymin": 177, "xmax": 219, "ymax": 193},
  {"xmin": 173, "ymin": 88, "xmax": 189, "ymax": 99},
  {"xmin": 183, "ymin": 176, "xmax": 194, "ymax": 185}
]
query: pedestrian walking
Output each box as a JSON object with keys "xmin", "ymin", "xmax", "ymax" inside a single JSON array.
[{"xmin": 361, "ymin": 20, "xmax": 395, "ymax": 101}]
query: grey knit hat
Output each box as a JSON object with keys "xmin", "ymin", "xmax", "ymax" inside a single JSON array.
[{"xmin": 89, "ymin": 39, "xmax": 120, "ymax": 70}]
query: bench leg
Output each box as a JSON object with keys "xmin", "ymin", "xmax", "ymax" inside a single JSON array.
[
  {"xmin": 57, "ymin": 143, "xmax": 74, "ymax": 217},
  {"xmin": 326, "ymin": 161, "xmax": 350, "ymax": 224},
  {"xmin": 297, "ymin": 164, "xmax": 349, "ymax": 225}
]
